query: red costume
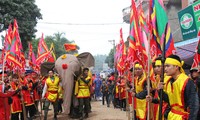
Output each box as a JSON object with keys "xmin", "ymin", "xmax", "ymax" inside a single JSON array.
[
  {"xmin": 119, "ymin": 79, "xmax": 126, "ymax": 100},
  {"xmin": 0, "ymin": 84, "xmax": 16, "ymax": 120},
  {"xmin": 20, "ymin": 77, "xmax": 34, "ymax": 106},
  {"xmin": 10, "ymin": 82, "xmax": 22, "ymax": 113},
  {"xmin": 31, "ymin": 76, "xmax": 40, "ymax": 101}
]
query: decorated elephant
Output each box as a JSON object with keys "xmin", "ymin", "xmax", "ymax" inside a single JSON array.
[{"xmin": 54, "ymin": 52, "xmax": 94, "ymax": 115}]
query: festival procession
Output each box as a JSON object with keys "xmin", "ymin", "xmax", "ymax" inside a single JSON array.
[{"xmin": 0, "ymin": 0, "xmax": 200, "ymax": 120}]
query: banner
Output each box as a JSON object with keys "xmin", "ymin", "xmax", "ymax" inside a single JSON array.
[{"xmin": 178, "ymin": 1, "xmax": 200, "ymax": 40}]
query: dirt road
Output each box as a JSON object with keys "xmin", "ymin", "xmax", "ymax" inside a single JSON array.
[{"xmin": 36, "ymin": 100, "xmax": 129, "ymax": 120}]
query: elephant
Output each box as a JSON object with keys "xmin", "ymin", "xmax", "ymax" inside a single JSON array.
[{"xmin": 55, "ymin": 52, "xmax": 94, "ymax": 115}]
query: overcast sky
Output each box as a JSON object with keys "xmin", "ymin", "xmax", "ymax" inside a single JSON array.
[{"xmin": 35, "ymin": 0, "xmax": 131, "ymax": 55}]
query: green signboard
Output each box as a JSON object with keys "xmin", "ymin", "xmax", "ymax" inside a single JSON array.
[
  {"xmin": 193, "ymin": 1, "xmax": 200, "ymax": 32},
  {"xmin": 178, "ymin": 1, "xmax": 200, "ymax": 41}
]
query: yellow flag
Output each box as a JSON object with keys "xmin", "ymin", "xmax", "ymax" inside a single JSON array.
[{"xmin": 50, "ymin": 43, "xmax": 56, "ymax": 60}]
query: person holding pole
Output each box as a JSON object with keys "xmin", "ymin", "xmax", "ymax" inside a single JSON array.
[
  {"xmin": 31, "ymin": 72, "xmax": 40, "ymax": 115},
  {"xmin": 0, "ymin": 73, "xmax": 21, "ymax": 120},
  {"xmin": 118, "ymin": 76, "xmax": 126, "ymax": 111},
  {"xmin": 75, "ymin": 67, "xmax": 91, "ymax": 119},
  {"xmin": 10, "ymin": 74, "xmax": 24, "ymax": 120},
  {"xmin": 24, "ymin": 74, "xmax": 37, "ymax": 119},
  {"xmin": 146, "ymin": 57, "xmax": 171, "ymax": 120},
  {"xmin": 132, "ymin": 63, "xmax": 147, "ymax": 120},
  {"xmin": 158, "ymin": 54, "xmax": 199, "ymax": 120}
]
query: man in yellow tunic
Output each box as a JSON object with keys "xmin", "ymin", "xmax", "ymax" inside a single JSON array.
[
  {"xmin": 75, "ymin": 68, "xmax": 91, "ymax": 119},
  {"xmin": 146, "ymin": 57, "xmax": 170, "ymax": 120},
  {"xmin": 42, "ymin": 70, "xmax": 60, "ymax": 120},
  {"xmin": 158, "ymin": 54, "xmax": 199, "ymax": 120},
  {"xmin": 132, "ymin": 63, "xmax": 147, "ymax": 120}
]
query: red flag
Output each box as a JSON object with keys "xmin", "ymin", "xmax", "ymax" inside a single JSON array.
[
  {"xmin": 127, "ymin": 0, "xmax": 148, "ymax": 69},
  {"xmin": 46, "ymin": 43, "xmax": 56, "ymax": 62},
  {"xmin": 64, "ymin": 43, "xmax": 77, "ymax": 51},
  {"xmin": 1, "ymin": 24, "xmax": 12, "ymax": 65},
  {"xmin": 117, "ymin": 28, "xmax": 126, "ymax": 75},
  {"xmin": 127, "ymin": 0, "xmax": 137, "ymax": 67},
  {"xmin": 149, "ymin": 0, "xmax": 162, "ymax": 61},
  {"xmin": 191, "ymin": 31, "xmax": 200, "ymax": 69},
  {"xmin": 6, "ymin": 19, "xmax": 25, "ymax": 72},
  {"xmin": 138, "ymin": 4, "xmax": 148, "ymax": 34},
  {"xmin": 115, "ymin": 43, "xmax": 121, "ymax": 63},
  {"xmin": 36, "ymin": 33, "xmax": 49, "ymax": 65},
  {"xmin": 149, "ymin": 0, "xmax": 176, "ymax": 59},
  {"xmin": 28, "ymin": 42, "xmax": 37, "ymax": 67}
]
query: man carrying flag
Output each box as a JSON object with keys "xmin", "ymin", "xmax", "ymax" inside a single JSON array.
[
  {"xmin": 132, "ymin": 63, "xmax": 147, "ymax": 120},
  {"xmin": 158, "ymin": 55, "xmax": 199, "ymax": 120}
]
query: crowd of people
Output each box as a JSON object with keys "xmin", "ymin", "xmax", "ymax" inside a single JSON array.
[
  {"xmin": 0, "ymin": 69, "xmax": 65, "ymax": 120},
  {"xmin": 90, "ymin": 54, "xmax": 200, "ymax": 120},
  {"xmin": 0, "ymin": 54, "xmax": 199, "ymax": 120}
]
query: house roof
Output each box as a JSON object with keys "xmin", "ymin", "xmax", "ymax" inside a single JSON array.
[{"xmin": 175, "ymin": 37, "xmax": 199, "ymax": 66}]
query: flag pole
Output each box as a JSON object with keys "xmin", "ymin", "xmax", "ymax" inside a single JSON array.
[
  {"xmin": 147, "ymin": 31, "xmax": 152, "ymax": 120},
  {"xmin": 159, "ymin": 23, "xmax": 167, "ymax": 120},
  {"xmin": 131, "ymin": 63, "xmax": 135, "ymax": 120},
  {"xmin": 2, "ymin": 52, "xmax": 6, "ymax": 82},
  {"xmin": 124, "ymin": 71, "xmax": 130, "ymax": 119}
]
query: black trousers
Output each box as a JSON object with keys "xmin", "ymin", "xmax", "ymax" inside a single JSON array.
[
  {"xmin": 58, "ymin": 99, "xmax": 63, "ymax": 112},
  {"xmin": 25, "ymin": 104, "xmax": 36, "ymax": 118},
  {"xmin": 78, "ymin": 98, "xmax": 90, "ymax": 115},
  {"xmin": 11, "ymin": 112, "xmax": 22, "ymax": 120},
  {"xmin": 102, "ymin": 93, "xmax": 107, "ymax": 105}
]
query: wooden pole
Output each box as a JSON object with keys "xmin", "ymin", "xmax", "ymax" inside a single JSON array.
[
  {"xmin": 124, "ymin": 71, "xmax": 130, "ymax": 120},
  {"xmin": 158, "ymin": 24, "xmax": 167, "ymax": 120},
  {"xmin": 2, "ymin": 52, "xmax": 7, "ymax": 82},
  {"xmin": 146, "ymin": 32, "xmax": 151, "ymax": 120},
  {"xmin": 131, "ymin": 65, "xmax": 135, "ymax": 120},
  {"xmin": 20, "ymin": 91, "xmax": 27, "ymax": 120}
]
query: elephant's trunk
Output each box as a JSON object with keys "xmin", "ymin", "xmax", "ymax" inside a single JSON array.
[{"xmin": 62, "ymin": 74, "xmax": 74, "ymax": 114}]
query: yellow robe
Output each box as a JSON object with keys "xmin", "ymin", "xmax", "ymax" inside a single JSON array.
[
  {"xmin": 166, "ymin": 73, "xmax": 189, "ymax": 120},
  {"xmin": 76, "ymin": 76, "xmax": 91, "ymax": 98},
  {"xmin": 135, "ymin": 74, "xmax": 147, "ymax": 120},
  {"xmin": 46, "ymin": 76, "xmax": 60, "ymax": 102}
]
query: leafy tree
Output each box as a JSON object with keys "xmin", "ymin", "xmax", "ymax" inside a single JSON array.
[
  {"xmin": 105, "ymin": 49, "xmax": 114, "ymax": 68},
  {"xmin": 30, "ymin": 32, "xmax": 79, "ymax": 58},
  {"xmin": 105, "ymin": 38, "xmax": 129, "ymax": 69},
  {"xmin": 0, "ymin": 0, "xmax": 42, "ymax": 51}
]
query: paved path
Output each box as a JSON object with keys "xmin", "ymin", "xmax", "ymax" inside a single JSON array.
[{"xmin": 36, "ymin": 100, "xmax": 129, "ymax": 120}]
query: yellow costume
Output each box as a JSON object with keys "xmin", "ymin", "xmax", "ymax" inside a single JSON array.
[
  {"xmin": 76, "ymin": 76, "xmax": 91, "ymax": 98},
  {"xmin": 135, "ymin": 73, "xmax": 147, "ymax": 120},
  {"xmin": 45, "ymin": 75, "xmax": 60, "ymax": 102},
  {"xmin": 166, "ymin": 73, "xmax": 189, "ymax": 120}
]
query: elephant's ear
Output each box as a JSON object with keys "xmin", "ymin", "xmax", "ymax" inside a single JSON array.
[
  {"xmin": 77, "ymin": 52, "xmax": 95, "ymax": 68},
  {"xmin": 40, "ymin": 62, "xmax": 55, "ymax": 76}
]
